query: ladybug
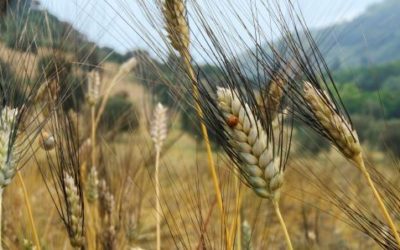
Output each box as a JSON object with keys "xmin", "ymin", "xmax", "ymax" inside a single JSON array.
[{"xmin": 226, "ymin": 115, "xmax": 239, "ymax": 128}]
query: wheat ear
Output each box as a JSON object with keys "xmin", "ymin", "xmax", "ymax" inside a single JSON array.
[
  {"xmin": 265, "ymin": 78, "xmax": 285, "ymax": 121},
  {"xmin": 64, "ymin": 173, "xmax": 85, "ymax": 248},
  {"xmin": 150, "ymin": 103, "xmax": 168, "ymax": 250},
  {"xmin": 0, "ymin": 107, "xmax": 19, "ymax": 250},
  {"xmin": 303, "ymin": 81, "xmax": 400, "ymax": 246},
  {"xmin": 217, "ymin": 87, "xmax": 293, "ymax": 250},
  {"xmin": 163, "ymin": 1, "xmax": 229, "ymax": 247}
]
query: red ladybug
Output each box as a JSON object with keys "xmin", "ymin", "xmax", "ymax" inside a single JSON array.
[{"xmin": 227, "ymin": 115, "xmax": 239, "ymax": 128}]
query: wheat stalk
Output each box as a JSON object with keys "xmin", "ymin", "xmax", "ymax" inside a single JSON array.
[
  {"xmin": 163, "ymin": 1, "xmax": 229, "ymax": 247},
  {"xmin": 217, "ymin": 87, "xmax": 293, "ymax": 249},
  {"xmin": 150, "ymin": 103, "xmax": 168, "ymax": 250},
  {"xmin": 303, "ymin": 81, "xmax": 400, "ymax": 246}
]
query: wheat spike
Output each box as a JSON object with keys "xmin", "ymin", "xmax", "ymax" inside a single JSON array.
[
  {"xmin": 265, "ymin": 79, "xmax": 285, "ymax": 121},
  {"xmin": 0, "ymin": 107, "xmax": 19, "ymax": 188},
  {"xmin": 120, "ymin": 57, "xmax": 138, "ymax": 75},
  {"xmin": 64, "ymin": 173, "xmax": 85, "ymax": 248},
  {"xmin": 303, "ymin": 81, "xmax": 400, "ymax": 246},
  {"xmin": 303, "ymin": 81, "xmax": 361, "ymax": 160},
  {"xmin": 241, "ymin": 220, "xmax": 253, "ymax": 250},
  {"xmin": 99, "ymin": 180, "xmax": 115, "ymax": 217},
  {"xmin": 86, "ymin": 166, "xmax": 99, "ymax": 203},
  {"xmin": 163, "ymin": 0, "xmax": 190, "ymax": 52},
  {"xmin": 87, "ymin": 70, "xmax": 101, "ymax": 106},
  {"xmin": 217, "ymin": 87, "xmax": 283, "ymax": 199},
  {"xmin": 150, "ymin": 103, "xmax": 168, "ymax": 151}
]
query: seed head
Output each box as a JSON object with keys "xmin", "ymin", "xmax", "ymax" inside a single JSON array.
[
  {"xmin": 64, "ymin": 173, "xmax": 85, "ymax": 248},
  {"xmin": 217, "ymin": 87, "xmax": 284, "ymax": 199},
  {"xmin": 0, "ymin": 107, "xmax": 19, "ymax": 188},
  {"xmin": 163, "ymin": 0, "xmax": 190, "ymax": 52},
  {"xmin": 303, "ymin": 81, "xmax": 361, "ymax": 160},
  {"xmin": 86, "ymin": 166, "xmax": 99, "ymax": 203},
  {"xmin": 150, "ymin": 103, "xmax": 168, "ymax": 151}
]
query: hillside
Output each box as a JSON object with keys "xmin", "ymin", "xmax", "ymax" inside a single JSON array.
[
  {"xmin": 0, "ymin": 1, "xmax": 126, "ymax": 63},
  {"xmin": 238, "ymin": 0, "xmax": 400, "ymax": 71},
  {"xmin": 319, "ymin": 0, "xmax": 400, "ymax": 68}
]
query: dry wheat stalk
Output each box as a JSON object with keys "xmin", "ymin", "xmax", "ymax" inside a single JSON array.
[
  {"xmin": 162, "ymin": 1, "xmax": 230, "ymax": 247},
  {"xmin": 64, "ymin": 173, "xmax": 85, "ymax": 248},
  {"xmin": 150, "ymin": 103, "xmax": 168, "ymax": 250}
]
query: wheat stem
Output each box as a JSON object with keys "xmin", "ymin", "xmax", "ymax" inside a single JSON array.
[
  {"xmin": 0, "ymin": 189, "xmax": 2, "ymax": 250},
  {"xmin": 17, "ymin": 172, "xmax": 41, "ymax": 250},
  {"xmin": 273, "ymin": 200, "xmax": 293, "ymax": 250},
  {"xmin": 183, "ymin": 51, "xmax": 231, "ymax": 248},
  {"xmin": 91, "ymin": 106, "xmax": 96, "ymax": 167},
  {"xmin": 155, "ymin": 149, "xmax": 161, "ymax": 250},
  {"xmin": 150, "ymin": 103, "xmax": 168, "ymax": 250},
  {"xmin": 354, "ymin": 154, "xmax": 400, "ymax": 246},
  {"xmin": 163, "ymin": 0, "xmax": 229, "ymax": 246}
]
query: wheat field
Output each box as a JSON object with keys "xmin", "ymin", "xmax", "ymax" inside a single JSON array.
[{"xmin": 0, "ymin": 0, "xmax": 400, "ymax": 250}]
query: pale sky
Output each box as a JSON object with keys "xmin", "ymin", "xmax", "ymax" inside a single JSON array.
[{"xmin": 39, "ymin": 0, "xmax": 383, "ymax": 58}]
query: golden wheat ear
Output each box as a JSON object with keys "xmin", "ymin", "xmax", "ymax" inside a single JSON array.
[
  {"xmin": 302, "ymin": 81, "xmax": 400, "ymax": 246},
  {"xmin": 163, "ymin": 0, "xmax": 190, "ymax": 52},
  {"xmin": 162, "ymin": 1, "xmax": 230, "ymax": 247}
]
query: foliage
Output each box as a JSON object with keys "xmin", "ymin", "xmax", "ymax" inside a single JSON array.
[
  {"xmin": 379, "ymin": 119, "xmax": 400, "ymax": 158},
  {"xmin": 0, "ymin": 58, "xmax": 25, "ymax": 106},
  {"xmin": 99, "ymin": 95, "xmax": 139, "ymax": 133},
  {"xmin": 36, "ymin": 55, "xmax": 85, "ymax": 111},
  {"xmin": 295, "ymin": 126, "xmax": 331, "ymax": 155}
]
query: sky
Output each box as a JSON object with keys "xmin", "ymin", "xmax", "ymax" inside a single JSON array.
[{"xmin": 39, "ymin": 0, "xmax": 383, "ymax": 58}]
